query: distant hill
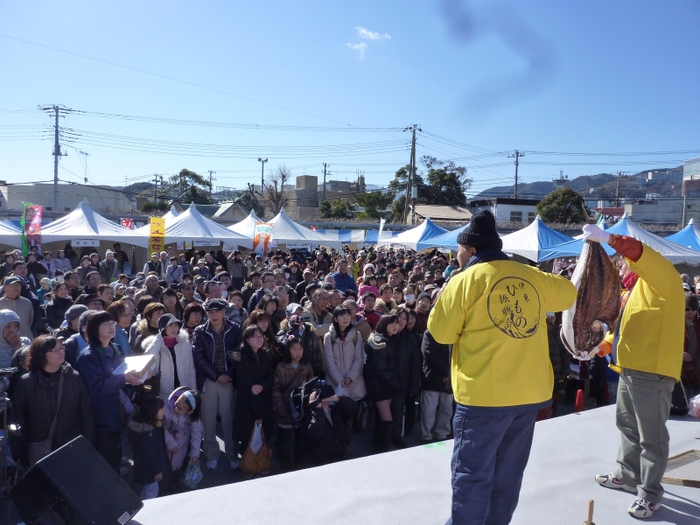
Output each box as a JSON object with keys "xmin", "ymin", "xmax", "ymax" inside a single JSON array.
[
  {"xmin": 116, "ymin": 182, "xmax": 154, "ymax": 199},
  {"xmin": 473, "ymin": 167, "xmax": 683, "ymax": 202}
]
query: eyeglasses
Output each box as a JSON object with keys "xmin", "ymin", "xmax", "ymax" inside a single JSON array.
[
  {"xmin": 248, "ymin": 333, "xmax": 264, "ymax": 340},
  {"xmin": 48, "ymin": 343, "xmax": 64, "ymax": 353},
  {"xmin": 686, "ymin": 308, "xmax": 695, "ymax": 312}
]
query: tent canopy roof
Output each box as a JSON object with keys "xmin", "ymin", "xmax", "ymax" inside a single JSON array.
[
  {"xmin": 500, "ymin": 215, "xmax": 573, "ymax": 262},
  {"xmin": 541, "ymin": 213, "xmax": 700, "ymax": 264},
  {"xmin": 40, "ymin": 199, "xmax": 150, "ymax": 247},
  {"xmin": 150, "ymin": 202, "xmax": 252, "ymax": 246},
  {"xmin": 377, "ymin": 218, "xmax": 447, "ymax": 250}
]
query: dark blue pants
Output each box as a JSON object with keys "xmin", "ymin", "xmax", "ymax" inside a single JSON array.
[{"xmin": 451, "ymin": 403, "xmax": 542, "ymax": 525}]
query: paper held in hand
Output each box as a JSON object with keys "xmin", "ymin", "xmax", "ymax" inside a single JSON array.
[{"xmin": 114, "ymin": 354, "xmax": 156, "ymax": 383}]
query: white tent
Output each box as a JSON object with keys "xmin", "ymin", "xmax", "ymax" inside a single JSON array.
[
  {"xmin": 270, "ymin": 208, "xmax": 343, "ymax": 250},
  {"xmin": 0, "ymin": 220, "xmax": 21, "ymax": 248},
  {"xmin": 500, "ymin": 215, "xmax": 573, "ymax": 262},
  {"xmin": 376, "ymin": 218, "xmax": 447, "ymax": 250},
  {"xmin": 227, "ymin": 209, "xmax": 263, "ymax": 238},
  {"xmin": 40, "ymin": 199, "xmax": 151, "ymax": 247},
  {"xmin": 151, "ymin": 202, "xmax": 252, "ymax": 247},
  {"xmin": 133, "ymin": 205, "xmax": 180, "ymax": 236}
]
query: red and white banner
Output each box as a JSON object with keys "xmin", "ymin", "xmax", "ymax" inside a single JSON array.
[{"xmin": 121, "ymin": 218, "xmax": 134, "ymax": 230}]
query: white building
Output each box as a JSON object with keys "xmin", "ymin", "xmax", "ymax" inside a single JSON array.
[
  {"xmin": 0, "ymin": 182, "xmax": 134, "ymax": 213},
  {"xmin": 469, "ymin": 198, "xmax": 540, "ymax": 224}
]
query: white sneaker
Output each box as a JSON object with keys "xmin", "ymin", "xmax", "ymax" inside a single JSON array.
[
  {"xmin": 595, "ymin": 473, "xmax": 636, "ymax": 492},
  {"xmin": 628, "ymin": 498, "xmax": 661, "ymax": 519},
  {"xmin": 206, "ymin": 459, "xmax": 218, "ymax": 470},
  {"xmin": 230, "ymin": 460, "xmax": 240, "ymax": 470}
]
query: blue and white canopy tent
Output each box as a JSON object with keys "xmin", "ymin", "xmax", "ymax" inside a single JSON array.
[
  {"xmin": 500, "ymin": 215, "xmax": 573, "ymax": 262},
  {"xmin": 665, "ymin": 218, "xmax": 700, "ymax": 252},
  {"xmin": 415, "ymin": 222, "xmax": 470, "ymax": 251},
  {"xmin": 364, "ymin": 229, "xmax": 401, "ymax": 245},
  {"xmin": 315, "ymin": 229, "xmax": 366, "ymax": 245},
  {"xmin": 376, "ymin": 218, "xmax": 447, "ymax": 250},
  {"xmin": 541, "ymin": 213, "xmax": 700, "ymax": 265}
]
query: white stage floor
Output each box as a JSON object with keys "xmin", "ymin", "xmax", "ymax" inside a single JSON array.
[{"xmin": 133, "ymin": 405, "xmax": 700, "ymax": 525}]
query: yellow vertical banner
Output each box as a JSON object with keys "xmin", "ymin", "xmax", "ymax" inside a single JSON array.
[{"xmin": 149, "ymin": 217, "xmax": 166, "ymax": 255}]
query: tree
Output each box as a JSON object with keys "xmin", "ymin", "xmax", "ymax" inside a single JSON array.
[
  {"xmin": 389, "ymin": 198, "xmax": 406, "ymax": 223},
  {"xmin": 320, "ymin": 198, "xmax": 352, "ymax": 219},
  {"xmin": 388, "ymin": 165, "xmax": 430, "ymax": 203},
  {"xmin": 354, "ymin": 191, "xmax": 394, "ymax": 220},
  {"xmin": 421, "ymin": 156, "xmax": 471, "ymax": 206},
  {"xmin": 141, "ymin": 201, "xmax": 170, "ymax": 213},
  {"xmin": 238, "ymin": 190, "xmax": 265, "ymax": 219},
  {"xmin": 169, "ymin": 169, "xmax": 213, "ymax": 205},
  {"xmin": 264, "ymin": 165, "xmax": 291, "ymax": 216},
  {"xmin": 536, "ymin": 187, "xmax": 587, "ymax": 224}
]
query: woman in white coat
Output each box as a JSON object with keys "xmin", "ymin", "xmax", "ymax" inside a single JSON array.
[
  {"xmin": 144, "ymin": 313, "xmax": 197, "ymax": 399},
  {"xmin": 323, "ymin": 306, "xmax": 368, "ymax": 450},
  {"xmin": 323, "ymin": 305, "xmax": 367, "ymax": 453}
]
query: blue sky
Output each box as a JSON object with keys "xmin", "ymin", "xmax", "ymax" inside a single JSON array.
[{"xmin": 1, "ymin": 0, "xmax": 699, "ymax": 199}]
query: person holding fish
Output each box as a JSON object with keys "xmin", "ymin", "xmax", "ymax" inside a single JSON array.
[
  {"xmin": 582, "ymin": 223, "xmax": 684, "ymax": 519},
  {"xmin": 428, "ymin": 210, "xmax": 577, "ymax": 525}
]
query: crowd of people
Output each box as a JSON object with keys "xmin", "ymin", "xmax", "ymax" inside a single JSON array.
[{"xmin": 0, "ymin": 241, "xmax": 460, "ymax": 500}]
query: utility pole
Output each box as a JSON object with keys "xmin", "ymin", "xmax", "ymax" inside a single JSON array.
[
  {"xmin": 152, "ymin": 174, "xmax": 160, "ymax": 201},
  {"xmin": 615, "ymin": 171, "xmax": 623, "ymax": 207},
  {"xmin": 208, "ymin": 170, "xmax": 216, "ymax": 198},
  {"xmin": 39, "ymin": 105, "xmax": 69, "ymax": 211},
  {"xmin": 258, "ymin": 158, "xmax": 268, "ymax": 194},
  {"xmin": 403, "ymin": 124, "xmax": 421, "ymax": 224},
  {"xmin": 322, "ymin": 163, "xmax": 330, "ymax": 201},
  {"xmin": 509, "ymin": 150, "xmax": 524, "ymax": 198},
  {"xmin": 159, "ymin": 174, "xmax": 164, "ymax": 201}
]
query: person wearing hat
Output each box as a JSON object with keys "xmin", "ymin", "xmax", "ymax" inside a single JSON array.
[
  {"xmin": 62, "ymin": 310, "xmax": 92, "ymax": 366},
  {"xmin": 0, "ymin": 309, "xmax": 31, "ymax": 368},
  {"xmin": 296, "ymin": 267, "xmax": 314, "ymax": 301},
  {"xmin": 192, "ymin": 298, "xmax": 242, "ymax": 470},
  {"xmin": 428, "ymin": 210, "xmax": 577, "ymax": 525},
  {"xmin": 100, "ymin": 250, "xmax": 119, "ymax": 284},
  {"xmin": 37, "ymin": 277, "xmax": 53, "ymax": 304},
  {"xmin": 0, "ymin": 276, "xmax": 34, "ymax": 339},
  {"xmin": 143, "ymin": 252, "xmax": 163, "ymax": 276},
  {"xmin": 53, "ymin": 304, "xmax": 88, "ymax": 341},
  {"xmin": 226, "ymin": 250, "xmax": 247, "ymax": 291},
  {"xmin": 143, "ymin": 313, "xmax": 196, "ymax": 400}
]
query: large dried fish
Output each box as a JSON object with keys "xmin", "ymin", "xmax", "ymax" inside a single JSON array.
[{"xmin": 561, "ymin": 241, "xmax": 621, "ymax": 360}]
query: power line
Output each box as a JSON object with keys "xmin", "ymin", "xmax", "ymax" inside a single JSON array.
[{"xmin": 0, "ymin": 33, "xmax": 355, "ymax": 126}]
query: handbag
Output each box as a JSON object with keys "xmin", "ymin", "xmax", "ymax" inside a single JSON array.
[
  {"xmin": 240, "ymin": 423, "xmax": 272, "ymax": 475},
  {"xmin": 27, "ymin": 371, "xmax": 64, "ymax": 465}
]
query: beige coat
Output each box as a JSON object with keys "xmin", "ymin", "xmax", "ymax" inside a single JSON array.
[{"xmin": 323, "ymin": 325, "xmax": 367, "ymax": 401}]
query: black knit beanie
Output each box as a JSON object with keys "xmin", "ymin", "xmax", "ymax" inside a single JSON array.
[{"xmin": 456, "ymin": 210, "xmax": 502, "ymax": 250}]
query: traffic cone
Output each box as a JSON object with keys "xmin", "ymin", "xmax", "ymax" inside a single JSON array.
[{"xmin": 575, "ymin": 389, "xmax": 585, "ymax": 413}]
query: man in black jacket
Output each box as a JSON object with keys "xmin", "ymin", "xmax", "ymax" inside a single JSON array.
[{"xmin": 192, "ymin": 298, "xmax": 241, "ymax": 471}]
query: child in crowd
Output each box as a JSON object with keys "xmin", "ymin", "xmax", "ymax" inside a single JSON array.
[
  {"xmin": 271, "ymin": 336, "xmax": 314, "ymax": 471},
  {"xmin": 164, "ymin": 387, "xmax": 203, "ymax": 491},
  {"xmin": 129, "ymin": 395, "xmax": 169, "ymax": 500}
]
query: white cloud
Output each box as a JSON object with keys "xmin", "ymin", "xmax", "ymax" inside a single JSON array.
[
  {"xmin": 346, "ymin": 42, "xmax": 368, "ymax": 60},
  {"xmin": 356, "ymin": 26, "xmax": 391, "ymax": 40}
]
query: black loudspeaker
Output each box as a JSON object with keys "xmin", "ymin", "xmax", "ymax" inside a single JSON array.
[{"xmin": 10, "ymin": 435, "xmax": 143, "ymax": 524}]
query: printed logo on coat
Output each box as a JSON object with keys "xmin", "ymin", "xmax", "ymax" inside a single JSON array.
[{"xmin": 486, "ymin": 277, "xmax": 541, "ymax": 339}]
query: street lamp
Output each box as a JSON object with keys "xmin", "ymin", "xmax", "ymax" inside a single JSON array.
[{"xmin": 258, "ymin": 158, "xmax": 268, "ymax": 193}]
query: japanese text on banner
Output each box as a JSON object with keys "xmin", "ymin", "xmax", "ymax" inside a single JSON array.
[{"xmin": 149, "ymin": 217, "xmax": 166, "ymax": 255}]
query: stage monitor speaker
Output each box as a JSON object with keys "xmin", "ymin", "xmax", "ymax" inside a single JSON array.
[{"xmin": 10, "ymin": 435, "xmax": 143, "ymax": 525}]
